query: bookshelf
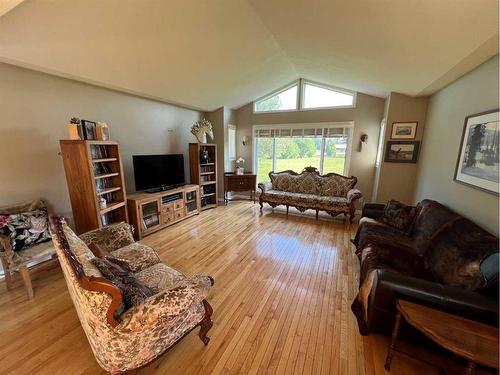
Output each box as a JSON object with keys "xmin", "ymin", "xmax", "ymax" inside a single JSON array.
[
  {"xmin": 189, "ymin": 143, "xmax": 217, "ymax": 210},
  {"xmin": 59, "ymin": 140, "xmax": 128, "ymax": 234}
]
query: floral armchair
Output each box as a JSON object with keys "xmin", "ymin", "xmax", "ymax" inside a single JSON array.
[
  {"xmin": 258, "ymin": 166, "xmax": 362, "ymax": 223},
  {"xmin": 0, "ymin": 199, "xmax": 56, "ymax": 299},
  {"xmin": 49, "ymin": 216, "xmax": 214, "ymax": 374}
]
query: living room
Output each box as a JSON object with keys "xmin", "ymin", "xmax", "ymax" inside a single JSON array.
[{"xmin": 0, "ymin": 1, "xmax": 498, "ymax": 374}]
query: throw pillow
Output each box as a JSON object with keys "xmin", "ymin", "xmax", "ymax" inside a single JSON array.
[
  {"xmin": 91, "ymin": 257, "xmax": 155, "ymax": 309},
  {"xmin": 89, "ymin": 243, "xmax": 109, "ymax": 258},
  {"xmin": 382, "ymin": 200, "xmax": 417, "ymax": 234},
  {"xmin": 0, "ymin": 208, "xmax": 51, "ymax": 251}
]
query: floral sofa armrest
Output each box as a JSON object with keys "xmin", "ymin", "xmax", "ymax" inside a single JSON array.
[
  {"xmin": 258, "ymin": 181, "xmax": 272, "ymax": 193},
  {"xmin": 118, "ymin": 275, "xmax": 214, "ymax": 332},
  {"xmin": 79, "ymin": 222, "xmax": 135, "ymax": 252},
  {"xmin": 347, "ymin": 188, "xmax": 362, "ymax": 203}
]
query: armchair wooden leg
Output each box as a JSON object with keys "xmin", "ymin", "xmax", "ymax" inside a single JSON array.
[
  {"xmin": 199, "ymin": 299, "xmax": 213, "ymax": 345},
  {"xmin": 315, "ymin": 209, "xmax": 319, "ymax": 220},
  {"xmin": 1, "ymin": 256, "xmax": 13, "ymax": 290},
  {"xmin": 286, "ymin": 205, "xmax": 289, "ymax": 216},
  {"xmin": 19, "ymin": 265, "xmax": 34, "ymax": 300}
]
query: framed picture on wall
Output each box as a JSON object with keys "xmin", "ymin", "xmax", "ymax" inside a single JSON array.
[
  {"xmin": 391, "ymin": 122, "xmax": 417, "ymax": 139},
  {"xmin": 454, "ymin": 109, "xmax": 499, "ymax": 195},
  {"xmin": 384, "ymin": 141, "xmax": 420, "ymax": 163}
]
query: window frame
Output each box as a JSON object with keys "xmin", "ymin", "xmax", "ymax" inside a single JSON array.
[
  {"xmin": 228, "ymin": 124, "xmax": 237, "ymax": 161},
  {"xmin": 253, "ymin": 80, "xmax": 300, "ymax": 114},
  {"xmin": 252, "ymin": 122, "xmax": 354, "ymax": 181},
  {"xmin": 300, "ymin": 79, "xmax": 357, "ymax": 111}
]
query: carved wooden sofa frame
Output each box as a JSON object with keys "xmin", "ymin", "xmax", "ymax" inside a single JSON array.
[
  {"xmin": 258, "ymin": 167, "xmax": 362, "ymax": 223},
  {"xmin": 49, "ymin": 216, "xmax": 214, "ymax": 374}
]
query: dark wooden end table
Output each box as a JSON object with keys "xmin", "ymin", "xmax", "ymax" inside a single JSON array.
[
  {"xmin": 223, "ymin": 172, "xmax": 256, "ymax": 204},
  {"xmin": 385, "ymin": 300, "xmax": 499, "ymax": 374}
]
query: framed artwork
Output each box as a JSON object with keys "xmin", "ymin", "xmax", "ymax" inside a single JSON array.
[
  {"xmin": 391, "ymin": 122, "xmax": 417, "ymax": 139},
  {"xmin": 82, "ymin": 120, "xmax": 97, "ymax": 140},
  {"xmin": 454, "ymin": 109, "xmax": 499, "ymax": 195},
  {"xmin": 384, "ymin": 141, "xmax": 420, "ymax": 163}
]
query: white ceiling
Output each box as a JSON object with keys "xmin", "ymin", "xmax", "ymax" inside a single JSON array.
[{"xmin": 0, "ymin": 0, "xmax": 498, "ymax": 111}]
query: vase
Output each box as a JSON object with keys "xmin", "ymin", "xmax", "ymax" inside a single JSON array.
[{"xmin": 236, "ymin": 167, "xmax": 244, "ymax": 175}]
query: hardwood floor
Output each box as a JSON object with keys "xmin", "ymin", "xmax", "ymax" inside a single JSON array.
[{"xmin": 0, "ymin": 202, "xmax": 441, "ymax": 374}]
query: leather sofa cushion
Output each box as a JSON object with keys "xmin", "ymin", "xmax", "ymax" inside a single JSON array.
[{"xmin": 425, "ymin": 217, "xmax": 498, "ymax": 291}]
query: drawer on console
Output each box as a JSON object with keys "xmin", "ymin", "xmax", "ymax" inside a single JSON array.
[
  {"xmin": 174, "ymin": 209, "xmax": 186, "ymax": 220},
  {"xmin": 162, "ymin": 212, "xmax": 174, "ymax": 225},
  {"xmin": 173, "ymin": 200, "xmax": 184, "ymax": 210},
  {"xmin": 161, "ymin": 203, "xmax": 174, "ymax": 213}
]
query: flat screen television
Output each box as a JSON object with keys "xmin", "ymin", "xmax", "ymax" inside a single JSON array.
[{"xmin": 133, "ymin": 154, "xmax": 185, "ymax": 192}]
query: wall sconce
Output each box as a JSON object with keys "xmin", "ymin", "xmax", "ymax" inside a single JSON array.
[
  {"xmin": 359, "ymin": 134, "xmax": 368, "ymax": 152},
  {"xmin": 242, "ymin": 136, "xmax": 250, "ymax": 146}
]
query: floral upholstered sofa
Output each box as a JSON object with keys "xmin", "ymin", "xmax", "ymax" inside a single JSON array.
[
  {"xmin": 49, "ymin": 217, "xmax": 214, "ymax": 374},
  {"xmin": 258, "ymin": 166, "xmax": 362, "ymax": 223}
]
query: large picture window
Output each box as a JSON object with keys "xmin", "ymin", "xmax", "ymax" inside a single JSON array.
[{"xmin": 253, "ymin": 123, "xmax": 353, "ymax": 182}]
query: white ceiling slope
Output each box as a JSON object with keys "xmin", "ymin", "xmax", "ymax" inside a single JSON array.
[{"xmin": 0, "ymin": 0, "xmax": 498, "ymax": 111}]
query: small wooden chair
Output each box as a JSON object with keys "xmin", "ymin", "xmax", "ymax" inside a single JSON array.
[{"xmin": 0, "ymin": 199, "xmax": 56, "ymax": 299}]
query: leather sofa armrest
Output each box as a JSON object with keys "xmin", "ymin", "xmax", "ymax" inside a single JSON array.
[
  {"xmin": 258, "ymin": 181, "xmax": 272, "ymax": 193},
  {"xmin": 367, "ymin": 269, "xmax": 498, "ymax": 332},
  {"xmin": 347, "ymin": 189, "xmax": 362, "ymax": 203},
  {"xmin": 361, "ymin": 203, "xmax": 385, "ymax": 219}
]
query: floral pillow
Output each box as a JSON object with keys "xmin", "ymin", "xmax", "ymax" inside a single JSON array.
[
  {"xmin": 382, "ymin": 200, "xmax": 418, "ymax": 234},
  {"xmin": 0, "ymin": 208, "xmax": 51, "ymax": 251}
]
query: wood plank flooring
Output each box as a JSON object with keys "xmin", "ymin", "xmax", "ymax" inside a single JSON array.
[{"xmin": 0, "ymin": 202, "xmax": 441, "ymax": 374}]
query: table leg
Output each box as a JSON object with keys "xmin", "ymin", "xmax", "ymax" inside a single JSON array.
[
  {"xmin": 466, "ymin": 362, "xmax": 476, "ymax": 375},
  {"xmin": 384, "ymin": 311, "xmax": 402, "ymax": 371}
]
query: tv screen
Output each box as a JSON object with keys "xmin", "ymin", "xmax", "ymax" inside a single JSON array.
[{"xmin": 133, "ymin": 154, "xmax": 185, "ymax": 192}]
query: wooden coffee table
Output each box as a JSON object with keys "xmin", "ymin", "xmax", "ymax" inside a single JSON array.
[{"xmin": 385, "ymin": 300, "xmax": 499, "ymax": 374}]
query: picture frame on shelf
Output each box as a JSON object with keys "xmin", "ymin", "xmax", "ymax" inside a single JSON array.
[
  {"xmin": 454, "ymin": 109, "xmax": 499, "ymax": 195},
  {"xmin": 82, "ymin": 120, "xmax": 97, "ymax": 140},
  {"xmin": 384, "ymin": 141, "xmax": 420, "ymax": 163},
  {"xmin": 391, "ymin": 122, "xmax": 417, "ymax": 139},
  {"xmin": 96, "ymin": 122, "xmax": 110, "ymax": 141}
]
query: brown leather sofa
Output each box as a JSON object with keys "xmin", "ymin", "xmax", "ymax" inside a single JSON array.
[{"xmin": 351, "ymin": 199, "xmax": 499, "ymax": 335}]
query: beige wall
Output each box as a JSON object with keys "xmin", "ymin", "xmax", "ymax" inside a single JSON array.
[
  {"xmin": 0, "ymin": 62, "xmax": 201, "ymax": 218},
  {"xmin": 234, "ymin": 93, "xmax": 386, "ymax": 200},
  {"xmin": 376, "ymin": 92, "xmax": 429, "ymax": 203},
  {"xmin": 414, "ymin": 55, "xmax": 499, "ymax": 235}
]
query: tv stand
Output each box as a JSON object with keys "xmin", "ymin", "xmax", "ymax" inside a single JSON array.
[
  {"xmin": 127, "ymin": 184, "xmax": 200, "ymax": 240},
  {"xmin": 145, "ymin": 184, "xmax": 185, "ymax": 194}
]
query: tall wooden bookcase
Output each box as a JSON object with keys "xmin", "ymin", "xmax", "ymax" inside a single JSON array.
[
  {"xmin": 60, "ymin": 140, "xmax": 128, "ymax": 234},
  {"xmin": 189, "ymin": 143, "xmax": 217, "ymax": 210}
]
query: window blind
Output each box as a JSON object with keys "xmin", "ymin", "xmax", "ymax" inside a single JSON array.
[{"xmin": 254, "ymin": 126, "xmax": 350, "ymax": 138}]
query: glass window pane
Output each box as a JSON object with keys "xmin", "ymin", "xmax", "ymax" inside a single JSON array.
[
  {"xmin": 257, "ymin": 138, "xmax": 273, "ymax": 182},
  {"xmin": 323, "ymin": 137, "xmax": 347, "ymax": 175},
  {"xmin": 303, "ymin": 83, "xmax": 354, "ymax": 109},
  {"xmin": 228, "ymin": 127, "xmax": 236, "ymax": 160},
  {"xmin": 275, "ymin": 138, "xmax": 321, "ymax": 173},
  {"xmin": 255, "ymin": 85, "xmax": 298, "ymax": 112}
]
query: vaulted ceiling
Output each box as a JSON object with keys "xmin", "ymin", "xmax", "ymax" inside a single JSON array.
[{"xmin": 0, "ymin": 0, "xmax": 498, "ymax": 111}]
